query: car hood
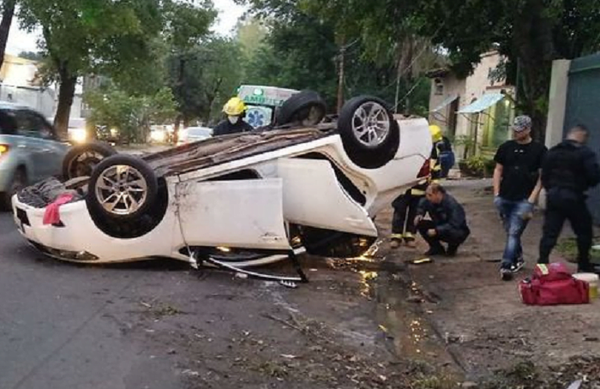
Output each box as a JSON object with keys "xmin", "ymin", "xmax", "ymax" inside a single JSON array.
[{"xmin": 144, "ymin": 127, "xmax": 332, "ymax": 177}]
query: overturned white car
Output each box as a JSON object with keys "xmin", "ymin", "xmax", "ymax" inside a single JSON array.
[{"xmin": 12, "ymin": 93, "xmax": 432, "ymax": 279}]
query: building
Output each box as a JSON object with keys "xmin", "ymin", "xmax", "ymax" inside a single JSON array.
[
  {"xmin": 427, "ymin": 51, "xmax": 516, "ymax": 160},
  {"xmin": 0, "ymin": 53, "xmax": 85, "ymax": 120}
]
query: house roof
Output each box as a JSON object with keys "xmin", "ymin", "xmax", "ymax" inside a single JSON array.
[{"xmin": 426, "ymin": 68, "xmax": 451, "ymax": 78}]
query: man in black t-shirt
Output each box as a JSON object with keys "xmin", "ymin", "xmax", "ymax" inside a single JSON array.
[{"xmin": 493, "ymin": 115, "xmax": 547, "ymax": 281}]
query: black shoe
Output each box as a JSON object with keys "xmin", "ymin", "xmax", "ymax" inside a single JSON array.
[
  {"xmin": 424, "ymin": 246, "xmax": 446, "ymax": 256},
  {"xmin": 500, "ymin": 267, "xmax": 513, "ymax": 281},
  {"xmin": 446, "ymin": 244, "xmax": 459, "ymax": 257}
]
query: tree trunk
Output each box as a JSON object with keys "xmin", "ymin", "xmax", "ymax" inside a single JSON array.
[
  {"xmin": 0, "ymin": 0, "xmax": 16, "ymax": 70},
  {"xmin": 513, "ymin": 0, "xmax": 555, "ymax": 142},
  {"xmin": 54, "ymin": 67, "xmax": 77, "ymax": 138}
]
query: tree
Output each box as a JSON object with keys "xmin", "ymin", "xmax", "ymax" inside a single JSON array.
[
  {"xmin": 167, "ymin": 37, "xmax": 245, "ymax": 126},
  {"xmin": 19, "ymin": 0, "xmax": 216, "ymax": 136},
  {"xmin": 0, "ymin": 0, "xmax": 17, "ymax": 70},
  {"xmin": 303, "ymin": 0, "xmax": 600, "ymax": 140},
  {"xmin": 240, "ymin": 0, "xmax": 434, "ymax": 114},
  {"xmin": 85, "ymin": 83, "xmax": 177, "ymax": 143}
]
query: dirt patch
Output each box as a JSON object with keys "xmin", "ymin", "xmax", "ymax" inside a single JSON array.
[{"xmin": 378, "ymin": 180, "xmax": 600, "ymax": 386}]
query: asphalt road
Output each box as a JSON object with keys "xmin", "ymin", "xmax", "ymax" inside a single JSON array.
[{"xmin": 0, "ymin": 211, "xmax": 201, "ymax": 389}]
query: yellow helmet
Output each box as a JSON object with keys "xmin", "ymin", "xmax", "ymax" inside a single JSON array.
[
  {"xmin": 222, "ymin": 97, "xmax": 246, "ymax": 116},
  {"xmin": 429, "ymin": 124, "xmax": 443, "ymax": 142}
]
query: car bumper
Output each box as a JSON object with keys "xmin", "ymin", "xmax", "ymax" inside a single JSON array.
[{"xmin": 11, "ymin": 196, "xmax": 185, "ymax": 264}]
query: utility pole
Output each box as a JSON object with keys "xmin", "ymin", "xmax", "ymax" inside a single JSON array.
[{"xmin": 336, "ymin": 36, "xmax": 346, "ymax": 114}]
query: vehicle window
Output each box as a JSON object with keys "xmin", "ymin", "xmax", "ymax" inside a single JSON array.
[
  {"xmin": 0, "ymin": 109, "xmax": 18, "ymax": 135},
  {"xmin": 16, "ymin": 110, "xmax": 54, "ymax": 139},
  {"xmin": 188, "ymin": 128, "xmax": 212, "ymax": 136}
]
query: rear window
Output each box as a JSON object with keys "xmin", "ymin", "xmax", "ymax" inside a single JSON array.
[{"xmin": 0, "ymin": 109, "xmax": 18, "ymax": 135}]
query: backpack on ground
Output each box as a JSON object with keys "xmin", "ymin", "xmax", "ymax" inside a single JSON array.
[{"xmin": 519, "ymin": 263, "xmax": 589, "ymax": 305}]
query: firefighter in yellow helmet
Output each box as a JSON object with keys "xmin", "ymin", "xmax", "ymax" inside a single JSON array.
[
  {"xmin": 390, "ymin": 124, "xmax": 445, "ymax": 251},
  {"xmin": 213, "ymin": 97, "xmax": 254, "ymax": 136}
]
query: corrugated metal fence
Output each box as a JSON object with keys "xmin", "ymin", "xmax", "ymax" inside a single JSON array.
[{"xmin": 564, "ymin": 53, "xmax": 600, "ymax": 223}]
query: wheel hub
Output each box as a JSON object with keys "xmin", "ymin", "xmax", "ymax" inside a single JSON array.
[
  {"xmin": 95, "ymin": 165, "xmax": 148, "ymax": 216},
  {"xmin": 351, "ymin": 102, "xmax": 391, "ymax": 148}
]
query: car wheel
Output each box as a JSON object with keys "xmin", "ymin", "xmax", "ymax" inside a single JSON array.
[
  {"xmin": 1, "ymin": 167, "xmax": 27, "ymax": 211},
  {"xmin": 276, "ymin": 90, "xmax": 327, "ymax": 127},
  {"xmin": 337, "ymin": 96, "xmax": 400, "ymax": 169},
  {"xmin": 62, "ymin": 141, "xmax": 117, "ymax": 180},
  {"xmin": 86, "ymin": 155, "xmax": 158, "ymax": 221}
]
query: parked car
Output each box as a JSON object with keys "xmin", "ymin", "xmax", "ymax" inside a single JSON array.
[
  {"xmin": 12, "ymin": 93, "xmax": 432, "ymax": 277},
  {"xmin": 177, "ymin": 126, "xmax": 213, "ymax": 145},
  {"xmin": 0, "ymin": 102, "xmax": 115, "ymax": 209}
]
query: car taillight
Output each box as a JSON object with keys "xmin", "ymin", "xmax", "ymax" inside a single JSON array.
[
  {"xmin": 0, "ymin": 144, "xmax": 9, "ymax": 158},
  {"xmin": 417, "ymin": 158, "xmax": 430, "ymax": 178}
]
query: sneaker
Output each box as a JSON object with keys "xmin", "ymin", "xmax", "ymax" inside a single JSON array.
[
  {"xmin": 390, "ymin": 239, "xmax": 401, "ymax": 249},
  {"xmin": 500, "ymin": 268, "xmax": 513, "ymax": 281},
  {"xmin": 510, "ymin": 258, "xmax": 525, "ymax": 273}
]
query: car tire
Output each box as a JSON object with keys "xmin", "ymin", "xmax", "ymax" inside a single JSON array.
[
  {"xmin": 1, "ymin": 167, "xmax": 27, "ymax": 211},
  {"xmin": 276, "ymin": 90, "xmax": 327, "ymax": 126},
  {"xmin": 86, "ymin": 154, "xmax": 158, "ymax": 221},
  {"xmin": 337, "ymin": 96, "xmax": 400, "ymax": 169},
  {"xmin": 62, "ymin": 141, "xmax": 117, "ymax": 180}
]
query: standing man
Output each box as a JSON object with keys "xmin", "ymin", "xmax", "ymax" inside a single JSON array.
[
  {"xmin": 493, "ymin": 115, "xmax": 547, "ymax": 280},
  {"xmin": 213, "ymin": 97, "xmax": 254, "ymax": 136},
  {"xmin": 538, "ymin": 125, "xmax": 600, "ymax": 272},
  {"xmin": 414, "ymin": 183, "xmax": 470, "ymax": 256}
]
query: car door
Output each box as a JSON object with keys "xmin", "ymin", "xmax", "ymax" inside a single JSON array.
[
  {"xmin": 28, "ymin": 112, "xmax": 68, "ymax": 177},
  {"xmin": 14, "ymin": 110, "xmax": 66, "ymax": 181}
]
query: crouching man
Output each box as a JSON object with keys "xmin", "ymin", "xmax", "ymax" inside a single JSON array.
[{"xmin": 414, "ymin": 183, "xmax": 470, "ymax": 256}]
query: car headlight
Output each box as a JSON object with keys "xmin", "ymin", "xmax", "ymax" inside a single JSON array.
[
  {"xmin": 150, "ymin": 131, "xmax": 167, "ymax": 142},
  {"xmin": 69, "ymin": 128, "xmax": 87, "ymax": 143}
]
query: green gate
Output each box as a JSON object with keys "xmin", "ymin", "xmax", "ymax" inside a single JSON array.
[{"xmin": 563, "ymin": 53, "xmax": 600, "ymax": 224}]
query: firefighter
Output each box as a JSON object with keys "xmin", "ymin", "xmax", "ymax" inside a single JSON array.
[
  {"xmin": 390, "ymin": 125, "xmax": 444, "ymax": 249},
  {"xmin": 213, "ymin": 97, "xmax": 254, "ymax": 136}
]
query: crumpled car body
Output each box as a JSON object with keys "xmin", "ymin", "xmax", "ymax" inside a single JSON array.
[{"xmin": 11, "ymin": 97, "xmax": 433, "ymax": 267}]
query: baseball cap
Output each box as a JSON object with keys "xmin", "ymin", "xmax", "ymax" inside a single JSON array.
[{"xmin": 512, "ymin": 115, "xmax": 532, "ymax": 132}]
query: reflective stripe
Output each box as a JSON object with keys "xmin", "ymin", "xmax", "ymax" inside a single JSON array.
[
  {"xmin": 410, "ymin": 189, "xmax": 426, "ymax": 195},
  {"xmin": 404, "ymin": 232, "xmax": 414, "ymax": 239},
  {"xmin": 391, "ymin": 234, "xmax": 404, "ymax": 239},
  {"xmin": 537, "ymin": 264, "xmax": 549, "ymax": 275}
]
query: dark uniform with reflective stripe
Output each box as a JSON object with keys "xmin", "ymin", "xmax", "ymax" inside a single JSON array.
[
  {"xmin": 391, "ymin": 142, "xmax": 443, "ymax": 243},
  {"xmin": 538, "ymin": 139, "xmax": 600, "ymax": 271}
]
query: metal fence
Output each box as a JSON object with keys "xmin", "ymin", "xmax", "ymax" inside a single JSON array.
[{"xmin": 564, "ymin": 53, "xmax": 600, "ymax": 223}]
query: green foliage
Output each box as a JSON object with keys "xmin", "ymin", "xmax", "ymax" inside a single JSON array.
[
  {"xmin": 167, "ymin": 37, "xmax": 245, "ymax": 125},
  {"xmin": 85, "ymin": 84, "xmax": 177, "ymax": 143},
  {"xmin": 460, "ymin": 155, "xmax": 495, "ymax": 178}
]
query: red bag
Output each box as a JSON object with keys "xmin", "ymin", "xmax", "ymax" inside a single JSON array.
[{"xmin": 519, "ymin": 263, "xmax": 589, "ymax": 305}]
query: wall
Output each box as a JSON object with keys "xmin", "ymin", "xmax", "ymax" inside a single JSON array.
[{"xmin": 429, "ymin": 51, "xmax": 515, "ymax": 160}]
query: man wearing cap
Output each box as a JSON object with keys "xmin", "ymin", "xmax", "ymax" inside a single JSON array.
[{"xmin": 493, "ymin": 115, "xmax": 547, "ymax": 281}]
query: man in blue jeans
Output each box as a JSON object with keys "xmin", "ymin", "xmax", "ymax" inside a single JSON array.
[{"xmin": 493, "ymin": 115, "xmax": 547, "ymax": 281}]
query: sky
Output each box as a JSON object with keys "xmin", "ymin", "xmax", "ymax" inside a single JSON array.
[{"xmin": 5, "ymin": 0, "xmax": 248, "ymax": 55}]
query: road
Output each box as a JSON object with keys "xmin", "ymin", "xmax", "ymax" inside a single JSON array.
[
  {"xmin": 0, "ymin": 209, "xmax": 402, "ymax": 389},
  {"xmin": 0, "ymin": 211, "xmax": 205, "ymax": 389}
]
